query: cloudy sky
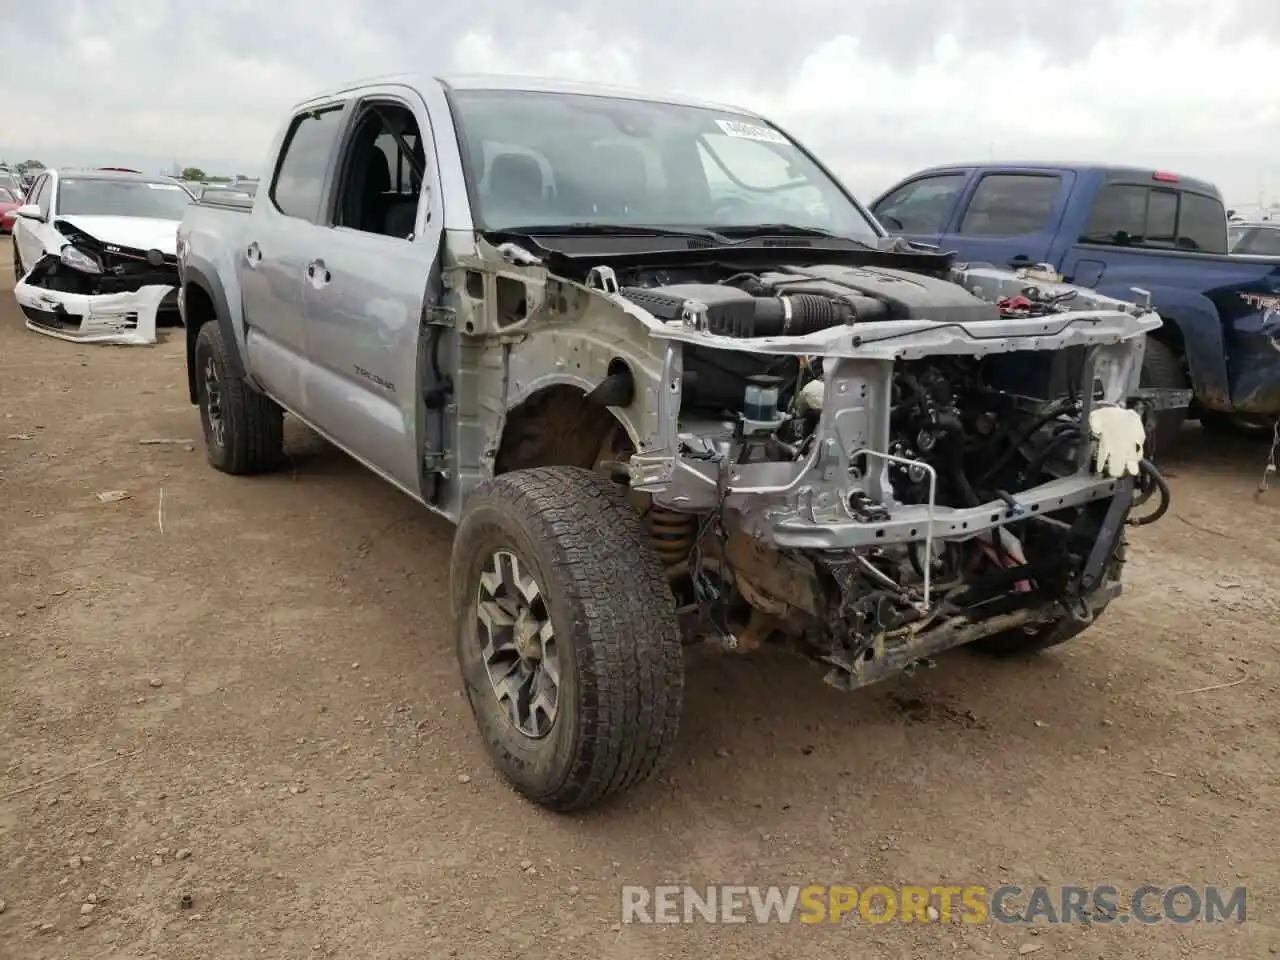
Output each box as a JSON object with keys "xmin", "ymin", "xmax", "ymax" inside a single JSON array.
[{"xmin": 4, "ymin": 0, "xmax": 1278, "ymax": 204}]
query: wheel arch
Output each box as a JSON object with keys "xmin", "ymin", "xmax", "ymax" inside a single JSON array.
[
  {"xmin": 494, "ymin": 379, "xmax": 640, "ymax": 475},
  {"xmin": 181, "ymin": 266, "xmax": 244, "ymax": 404}
]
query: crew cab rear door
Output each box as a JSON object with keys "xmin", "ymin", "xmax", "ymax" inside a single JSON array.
[
  {"xmin": 297, "ymin": 86, "xmax": 443, "ymax": 493},
  {"xmin": 936, "ymin": 168, "xmax": 1075, "ymax": 269},
  {"xmin": 868, "ymin": 169, "xmax": 970, "ymax": 247},
  {"xmin": 240, "ymin": 99, "xmax": 351, "ymax": 414}
]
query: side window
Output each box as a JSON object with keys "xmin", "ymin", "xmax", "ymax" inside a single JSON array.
[
  {"xmin": 958, "ymin": 174, "xmax": 1062, "ymax": 237},
  {"xmin": 1177, "ymin": 192, "xmax": 1227, "ymax": 253},
  {"xmin": 331, "ymin": 102, "xmax": 426, "ymax": 239},
  {"xmin": 1082, "ymin": 185, "xmax": 1148, "ymax": 243},
  {"xmin": 270, "ymin": 105, "xmax": 346, "ymax": 223},
  {"xmin": 34, "ymin": 176, "xmax": 53, "ymax": 216},
  {"xmin": 872, "ymin": 174, "xmax": 966, "ymax": 233}
]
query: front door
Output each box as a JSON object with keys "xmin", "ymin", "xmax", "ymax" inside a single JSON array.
[
  {"xmin": 15, "ymin": 173, "xmax": 53, "ymax": 273},
  {"xmin": 300, "ymin": 92, "xmax": 443, "ymax": 494}
]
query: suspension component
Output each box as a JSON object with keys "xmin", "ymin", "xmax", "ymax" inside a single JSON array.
[{"xmin": 645, "ymin": 506, "xmax": 698, "ymax": 570}]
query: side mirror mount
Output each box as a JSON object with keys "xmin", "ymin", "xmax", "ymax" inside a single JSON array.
[
  {"xmin": 15, "ymin": 203, "xmax": 44, "ymax": 222},
  {"xmin": 878, "ymin": 213, "xmax": 904, "ymax": 232}
]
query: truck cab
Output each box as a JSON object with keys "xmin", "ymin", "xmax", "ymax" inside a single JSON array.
[{"xmin": 870, "ymin": 164, "xmax": 1280, "ymax": 445}]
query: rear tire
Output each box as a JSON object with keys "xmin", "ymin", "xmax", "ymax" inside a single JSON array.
[
  {"xmin": 451, "ymin": 466, "xmax": 684, "ymax": 811},
  {"xmin": 1139, "ymin": 337, "xmax": 1189, "ymax": 457},
  {"xmin": 193, "ymin": 322, "xmax": 284, "ymax": 475}
]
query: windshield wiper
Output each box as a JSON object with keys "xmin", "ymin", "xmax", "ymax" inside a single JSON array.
[
  {"xmin": 496, "ymin": 223, "xmax": 732, "ymax": 243},
  {"xmin": 712, "ymin": 223, "xmax": 879, "ymax": 248}
]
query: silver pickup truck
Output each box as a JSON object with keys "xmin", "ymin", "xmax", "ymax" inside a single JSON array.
[{"xmin": 176, "ymin": 73, "xmax": 1170, "ymax": 811}]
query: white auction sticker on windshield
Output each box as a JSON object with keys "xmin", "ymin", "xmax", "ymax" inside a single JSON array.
[
  {"xmin": 714, "ymin": 119, "xmax": 789, "ymax": 144},
  {"xmin": 146, "ymin": 183, "xmax": 183, "ymax": 190}
]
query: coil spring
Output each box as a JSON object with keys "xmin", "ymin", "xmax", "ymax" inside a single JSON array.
[{"xmin": 646, "ymin": 507, "xmax": 698, "ymax": 569}]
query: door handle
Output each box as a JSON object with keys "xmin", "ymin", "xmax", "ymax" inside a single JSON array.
[
  {"xmin": 245, "ymin": 242, "xmax": 262, "ymax": 266},
  {"xmin": 306, "ymin": 259, "xmax": 331, "ymax": 287}
]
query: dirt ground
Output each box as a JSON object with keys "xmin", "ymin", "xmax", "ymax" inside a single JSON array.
[{"xmin": 0, "ymin": 235, "xmax": 1277, "ymax": 960}]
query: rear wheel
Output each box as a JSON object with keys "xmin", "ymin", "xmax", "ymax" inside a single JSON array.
[
  {"xmin": 451, "ymin": 466, "xmax": 684, "ymax": 811},
  {"xmin": 193, "ymin": 322, "xmax": 284, "ymax": 475}
]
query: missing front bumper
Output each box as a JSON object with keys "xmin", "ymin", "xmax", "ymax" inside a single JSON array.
[{"xmin": 14, "ymin": 281, "xmax": 176, "ymax": 345}]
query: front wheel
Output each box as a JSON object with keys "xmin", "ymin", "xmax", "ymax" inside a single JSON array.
[
  {"xmin": 450, "ymin": 466, "xmax": 684, "ymax": 811},
  {"xmin": 970, "ymin": 543, "xmax": 1125, "ymax": 657},
  {"xmin": 1139, "ymin": 337, "xmax": 1190, "ymax": 456}
]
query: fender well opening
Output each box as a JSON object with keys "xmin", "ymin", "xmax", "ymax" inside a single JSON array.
[
  {"xmin": 183, "ymin": 282, "xmax": 217, "ymax": 403},
  {"xmin": 495, "ymin": 384, "xmax": 633, "ymax": 475}
]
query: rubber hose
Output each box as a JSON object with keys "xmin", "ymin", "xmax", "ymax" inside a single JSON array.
[
  {"xmin": 1127, "ymin": 457, "xmax": 1171, "ymax": 526},
  {"xmin": 751, "ymin": 294, "xmax": 851, "ymax": 336}
]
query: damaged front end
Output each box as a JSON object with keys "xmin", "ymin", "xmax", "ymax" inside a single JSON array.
[
  {"xmin": 15, "ymin": 222, "xmax": 179, "ymax": 345},
  {"xmin": 464, "ymin": 239, "xmax": 1170, "ymax": 691},
  {"xmin": 624, "ymin": 264, "xmax": 1166, "ymax": 688},
  {"xmin": 455, "ymin": 229, "xmax": 1172, "ymax": 691}
]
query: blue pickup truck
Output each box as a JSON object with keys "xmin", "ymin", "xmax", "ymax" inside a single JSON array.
[{"xmin": 869, "ymin": 163, "xmax": 1280, "ymax": 447}]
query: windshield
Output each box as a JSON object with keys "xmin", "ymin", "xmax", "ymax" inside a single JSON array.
[
  {"xmin": 56, "ymin": 178, "xmax": 194, "ymax": 219},
  {"xmin": 1232, "ymin": 226, "xmax": 1280, "ymax": 256},
  {"xmin": 448, "ymin": 89, "xmax": 879, "ymax": 239}
]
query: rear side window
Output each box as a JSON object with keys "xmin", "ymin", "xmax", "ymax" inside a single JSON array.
[
  {"xmin": 271, "ymin": 105, "xmax": 346, "ymax": 223},
  {"xmin": 958, "ymin": 174, "xmax": 1062, "ymax": 236},
  {"xmin": 872, "ymin": 174, "xmax": 966, "ymax": 233},
  {"xmin": 1083, "ymin": 184, "xmax": 1227, "ymax": 253}
]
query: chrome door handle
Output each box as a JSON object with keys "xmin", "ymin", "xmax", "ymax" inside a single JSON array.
[{"xmin": 306, "ymin": 260, "xmax": 331, "ymax": 286}]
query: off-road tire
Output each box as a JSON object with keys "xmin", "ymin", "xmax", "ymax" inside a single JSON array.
[
  {"xmin": 194, "ymin": 322, "xmax": 284, "ymax": 475},
  {"xmin": 451, "ymin": 466, "xmax": 684, "ymax": 811},
  {"xmin": 1139, "ymin": 337, "xmax": 1189, "ymax": 457},
  {"xmin": 970, "ymin": 543, "xmax": 1125, "ymax": 657}
]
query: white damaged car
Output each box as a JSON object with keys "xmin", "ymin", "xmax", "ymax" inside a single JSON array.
[{"xmin": 11, "ymin": 168, "xmax": 195, "ymax": 344}]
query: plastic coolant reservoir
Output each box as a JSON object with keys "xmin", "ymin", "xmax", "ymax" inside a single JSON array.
[{"xmin": 743, "ymin": 375, "xmax": 783, "ymax": 420}]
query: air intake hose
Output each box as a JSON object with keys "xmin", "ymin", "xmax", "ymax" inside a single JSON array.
[{"xmin": 748, "ymin": 294, "xmax": 854, "ymax": 336}]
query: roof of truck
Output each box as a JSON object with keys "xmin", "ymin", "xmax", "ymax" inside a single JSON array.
[
  {"xmin": 902, "ymin": 161, "xmax": 1221, "ymax": 197},
  {"xmin": 295, "ymin": 72, "xmax": 755, "ymax": 117}
]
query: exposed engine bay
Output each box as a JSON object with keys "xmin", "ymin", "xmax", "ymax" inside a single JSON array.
[
  {"xmin": 568, "ymin": 257, "xmax": 1171, "ymax": 689},
  {"xmin": 14, "ymin": 219, "xmax": 178, "ymax": 345}
]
